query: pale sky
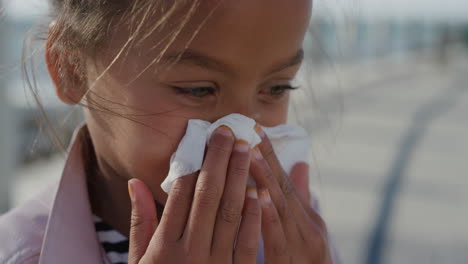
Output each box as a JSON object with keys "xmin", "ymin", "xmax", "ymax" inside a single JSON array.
[
  {"xmin": 4, "ymin": 0, "xmax": 468, "ymax": 22},
  {"xmin": 4, "ymin": 0, "xmax": 48, "ymax": 19},
  {"xmin": 357, "ymin": 0, "xmax": 468, "ymax": 21},
  {"xmin": 314, "ymin": 0, "xmax": 468, "ymax": 22}
]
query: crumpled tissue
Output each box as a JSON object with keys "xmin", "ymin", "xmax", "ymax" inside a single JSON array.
[{"xmin": 161, "ymin": 113, "xmax": 310, "ymax": 193}]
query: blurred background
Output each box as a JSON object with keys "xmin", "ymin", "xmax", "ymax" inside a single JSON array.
[{"xmin": 0, "ymin": 0, "xmax": 467, "ymax": 263}]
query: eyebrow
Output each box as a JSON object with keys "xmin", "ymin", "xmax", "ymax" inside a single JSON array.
[{"xmin": 162, "ymin": 48, "xmax": 304, "ymax": 77}]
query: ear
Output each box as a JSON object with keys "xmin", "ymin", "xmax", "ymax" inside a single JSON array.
[{"xmin": 45, "ymin": 22, "xmax": 86, "ymax": 105}]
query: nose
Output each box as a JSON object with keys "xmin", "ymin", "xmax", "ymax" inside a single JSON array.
[{"xmin": 216, "ymin": 94, "xmax": 261, "ymax": 121}]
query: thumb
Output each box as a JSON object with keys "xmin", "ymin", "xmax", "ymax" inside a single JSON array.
[
  {"xmin": 128, "ymin": 178, "xmax": 159, "ymax": 264},
  {"xmin": 289, "ymin": 162, "xmax": 311, "ymax": 206}
]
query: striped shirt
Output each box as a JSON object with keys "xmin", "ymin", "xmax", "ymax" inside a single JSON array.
[{"xmin": 93, "ymin": 215, "xmax": 129, "ymax": 264}]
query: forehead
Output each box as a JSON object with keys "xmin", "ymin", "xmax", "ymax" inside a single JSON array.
[
  {"xmin": 103, "ymin": 0, "xmax": 312, "ymax": 77},
  {"xmin": 189, "ymin": 0, "xmax": 311, "ymax": 50}
]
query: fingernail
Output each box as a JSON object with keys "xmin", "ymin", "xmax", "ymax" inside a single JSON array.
[
  {"xmin": 234, "ymin": 140, "xmax": 250, "ymax": 152},
  {"xmin": 128, "ymin": 180, "xmax": 136, "ymax": 203},
  {"xmin": 253, "ymin": 147, "xmax": 263, "ymax": 160},
  {"xmin": 214, "ymin": 125, "xmax": 233, "ymax": 138},
  {"xmin": 247, "ymin": 187, "xmax": 258, "ymax": 199},
  {"xmin": 254, "ymin": 124, "xmax": 266, "ymax": 138},
  {"xmin": 259, "ymin": 188, "xmax": 271, "ymax": 207}
]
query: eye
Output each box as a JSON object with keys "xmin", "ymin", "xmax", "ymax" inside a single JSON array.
[
  {"xmin": 173, "ymin": 86, "xmax": 216, "ymax": 98},
  {"xmin": 263, "ymin": 85, "xmax": 300, "ymax": 96}
]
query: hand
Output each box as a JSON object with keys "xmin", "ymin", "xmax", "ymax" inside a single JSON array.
[
  {"xmin": 250, "ymin": 125, "xmax": 332, "ymax": 264},
  {"xmin": 128, "ymin": 126, "xmax": 262, "ymax": 264}
]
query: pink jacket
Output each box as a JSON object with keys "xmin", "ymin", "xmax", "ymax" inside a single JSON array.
[{"xmin": 0, "ymin": 126, "xmax": 111, "ymax": 264}]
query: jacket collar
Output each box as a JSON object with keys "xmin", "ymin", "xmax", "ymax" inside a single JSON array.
[{"xmin": 39, "ymin": 125, "xmax": 108, "ymax": 264}]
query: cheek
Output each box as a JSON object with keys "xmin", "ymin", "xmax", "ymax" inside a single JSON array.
[
  {"xmin": 109, "ymin": 115, "xmax": 189, "ymax": 194},
  {"xmin": 258, "ymin": 96, "xmax": 290, "ymax": 126},
  {"xmin": 86, "ymin": 98, "xmax": 190, "ymax": 182},
  {"xmin": 123, "ymin": 112, "xmax": 189, "ymax": 165}
]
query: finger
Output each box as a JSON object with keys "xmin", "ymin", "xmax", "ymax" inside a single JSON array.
[
  {"xmin": 184, "ymin": 126, "xmax": 234, "ymax": 252},
  {"xmin": 258, "ymin": 188, "xmax": 290, "ymax": 263},
  {"xmin": 253, "ymin": 127, "xmax": 308, "ymax": 240},
  {"xmin": 280, "ymin": 163, "xmax": 329, "ymax": 251},
  {"xmin": 212, "ymin": 140, "xmax": 252, "ymax": 256},
  {"xmin": 289, "ymin": 162, "xmax": 311, "ymax": 206},
  {"xmin": 250, "ymin": 147, "xmax": 301, "ymax": 242},
  {"xmin": 289, "ymin": 162, "xmax": 328, "ymax": 238},
  {"xmin": 289, "ymin": 162, "xmax": 319, "ymax": 217},
  {"xmin": 128, "ymin": 179, "xmax": 158, "ymax": 264},
  {"xmin": 254, "ymin": 126, "xmax": 330, "ymax": 257},
  {"xmin": 289, "ymin": 165, "xmax": 323, "ymax": 228},
  {"xmin": 157, "ymin": 173, "xmax": 198, "ymax": 241},
  {"xmin": 289, "ymin": 197, "xmax": 328, "ymax": 250},
  {"xmin": 234, "ymin": 188, "xmax": 262, "ymax": 264},
  {"xmin": 254, "ymin": 125, "xmax": 289, "ymax": 190}
]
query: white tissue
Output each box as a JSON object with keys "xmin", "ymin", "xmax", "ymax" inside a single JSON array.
[{"xmin": 161, "ymin": 113, "xmax": 310, "ymax": 193}]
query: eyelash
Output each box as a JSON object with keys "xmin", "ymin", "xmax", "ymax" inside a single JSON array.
[
  {"xmin": 173, "ymin": 85, "xmax": 299, "ymax": 98},
  {"xmin": 173, "ymin": 86, "xmax": 216, "ymax": 98},
  {"xmin": 266, "ymin": 85, "xmax": 300, "ymax": 96}
]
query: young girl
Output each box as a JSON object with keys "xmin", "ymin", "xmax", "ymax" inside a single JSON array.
[{"xmin": 0, "ymin": 0, "xmax": 338, "ymax": 263}]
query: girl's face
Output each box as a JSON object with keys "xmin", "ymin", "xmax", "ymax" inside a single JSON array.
[{"xmin": 82, "ymin": 0, "xmax": 312, "ymax": 203}]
